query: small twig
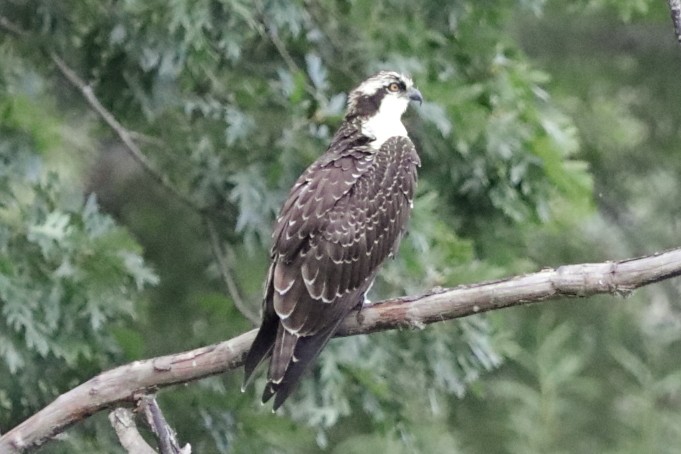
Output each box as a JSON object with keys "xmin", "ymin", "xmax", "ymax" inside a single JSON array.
[
  {"xmin": 268, "ymin": 26, "xmax": 302, "ymax": 76},
  {"xmin": 0, "ymin": 15, "xmax": 27, "ymax": 37},
  {"xmin": 0, "ymin": 16, "xmax": 202, "ymax": 215},
  {"xmin": 253, "ymin": 1, "xmax": 319, "ymax": 99},
  {"xmin": 252, "ymin": 1, "xmax": 300, "ymax": 76},
  {"xmin": 139, "ymin": 397, "xmax": 190, "ymax": 454},
  {"xmin": 0, "ymin": 15, "xmax": 201, "ymax": 214},
  {"xmin": 669, "ymin": 0, "xmax": 681, "ymax": 44},
  {"xmin": 109, "ymin": 408, "xmax": 157, "ymax": 454},
  {"xmin": 206, "ymin": 219, "xmax": 260, "ymax": 325},
  {"xmin": 128, "ymin": 130, "xmax": 166, "ymax": 148},
  {"xmin": 2, "ymin": 15, "xmax": 261, "ymax": 328},
  {"xmin": 48, "ymin": 54, "xmax": 202, "ymax": 214}
]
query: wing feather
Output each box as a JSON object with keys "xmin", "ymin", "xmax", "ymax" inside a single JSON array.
[{"xmin": 245, "ymin": 134, "xmax": 420, "ymax": 408}]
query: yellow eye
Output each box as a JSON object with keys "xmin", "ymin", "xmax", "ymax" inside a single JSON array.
[{"xmin": 388, "ymin": 82, "xmax": 401, "ymax": 92}]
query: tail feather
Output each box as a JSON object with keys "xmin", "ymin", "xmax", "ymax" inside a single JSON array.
[
  {"xmin": 269, "ymin": 325, "xmax": 298, "ymax": 384},
  {"xmin": 267, "ymin": 321, "xmax": 341, "ymax": 410},
  {"xmin": 242, "ymin": 313, "xmax": 278, "ymax": 391},
  {"xmin": 243, "ymin": 306, "xmax": 350, "ymax": 409},
  {"xmin": 262, "ymin": 325, "xmax": 298, "ymax": 404}
]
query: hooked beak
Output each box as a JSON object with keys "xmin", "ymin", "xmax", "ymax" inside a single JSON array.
[{"xmin": 408, "ymin": 87, "xmax": 423, "ymax": 105}]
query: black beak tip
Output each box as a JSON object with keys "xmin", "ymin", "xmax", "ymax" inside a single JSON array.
[{"xmin": 409, "ymin": 88, "xmax": 423, "ymax": 105}]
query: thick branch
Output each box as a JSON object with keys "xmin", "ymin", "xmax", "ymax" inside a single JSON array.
[{"xmin": 2, "ymin": 248, "xmax": 681, "ymax": 452}]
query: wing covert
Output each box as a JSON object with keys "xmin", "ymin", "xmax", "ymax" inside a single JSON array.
[{"xmin": 270, "ymin": 136, "xmax": 419, "ymax": 337}]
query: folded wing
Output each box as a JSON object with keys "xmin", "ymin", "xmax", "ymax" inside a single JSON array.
[{"xmin": 243, "ymin": 136, "xmax": 420, "ymax": 409}]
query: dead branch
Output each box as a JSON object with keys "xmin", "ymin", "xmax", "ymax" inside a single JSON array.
[
  {"xmin": 2, "ymin": 248, "xmax": 681, "ymax": 453},
  {"xmin": 109, "ymin": 408, "xmax": 157, "ymax": 454},
  {"xmin": 139, "ymin": 397, "xmax": 191, "ymax": 454}
]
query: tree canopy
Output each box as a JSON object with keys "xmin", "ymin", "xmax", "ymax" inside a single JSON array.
[{"xmin": 1, "ymin": 0, "xmax": 680, "ymax": 452}]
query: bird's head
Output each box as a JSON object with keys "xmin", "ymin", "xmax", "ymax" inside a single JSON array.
[{"xmin": 345, "ymin": 71, "xmax": 423, "ymax": 120}]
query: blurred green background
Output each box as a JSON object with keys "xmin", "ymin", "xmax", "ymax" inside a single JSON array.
[{"xmin": 2, "ymin": 0, "xmax": 681, "ymax": 452}]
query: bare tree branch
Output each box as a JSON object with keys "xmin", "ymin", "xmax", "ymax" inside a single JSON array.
[
  {"xmin": 2, "ymin": 247, "xmax": 681, "ymax": 453},
  {"xmin": 109, "ymin": 408, "xmax": 157, "ymax": 454},
  {"xmin": 0, "ymin": 16, "xmax": 263, "ymax": 328},
  {"xmin": 48, "ymin": 54, "xmax": 202, "ymax": 214},
  {"xmin": 0, "ymin": 15, "xmax": 204, "ymax": 216},
  {"xmin": 0, "ymin": 15, "xmax": 200, "ymax": 214},
  {"xmin": 139, "ymin": 397, "xmax": 191, "ymax": 454},
  {"xmin": 0, "ymin": 15, "xmax": 26, "ymax": 37},
  {"xmin": 206, "ymin": 219, "xmax": 260, "ymax": 325},
  {"xmin": 51, "ymin": 44, "xmax": 260, "ymax": 326},
  {"xmin": 253, "ymin": 0, "xmax": 319, "ymax": 99}
]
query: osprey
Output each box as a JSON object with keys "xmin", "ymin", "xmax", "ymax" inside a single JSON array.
[{"xmin": 242, "ymin": 71, "xmax": 423, "ymax": 409}]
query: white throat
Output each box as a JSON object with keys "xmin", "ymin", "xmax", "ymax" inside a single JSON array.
[{"xmin": 361, "ymin": 96, "xmax": 409, "ymax": 150}]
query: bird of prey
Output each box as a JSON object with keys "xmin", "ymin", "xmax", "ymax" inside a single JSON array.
[{"xmin": 242, "ymin": 71, "xmax": 423, "ymax": 410}]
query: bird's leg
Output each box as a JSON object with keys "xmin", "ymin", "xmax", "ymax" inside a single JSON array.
[
  {"xmin": 354, "ymin": 280, "xmax": 375, "ymax": 325},
  {"xmin": 355, "ymin": 296, "xmax": 367, "ymax": 325}
]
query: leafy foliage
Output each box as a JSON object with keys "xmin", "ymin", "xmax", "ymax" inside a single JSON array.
[
  {"xmin": 0, "ymin": 53, "xmax": 158, "ymax": 427},
  {"xmin": 4, "ymin": 0, "xmax": 681, "ymax": 453}
]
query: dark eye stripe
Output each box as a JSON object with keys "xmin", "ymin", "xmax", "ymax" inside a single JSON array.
[{"xmin": 386, "ymin": 81, "xmax": 406, "ymax": 92}]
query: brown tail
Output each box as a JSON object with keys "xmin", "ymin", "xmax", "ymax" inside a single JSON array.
[
  {"xmin": 242, "ymin": 312, "xmax": 278, "ymax": 391},
  {"xmin": 243, "ymin": 310, "xmax": 344, "ymax": 410},
  {"xmin": 262, "ymin": 321, "xmax": 340, "ymax": 410}
]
